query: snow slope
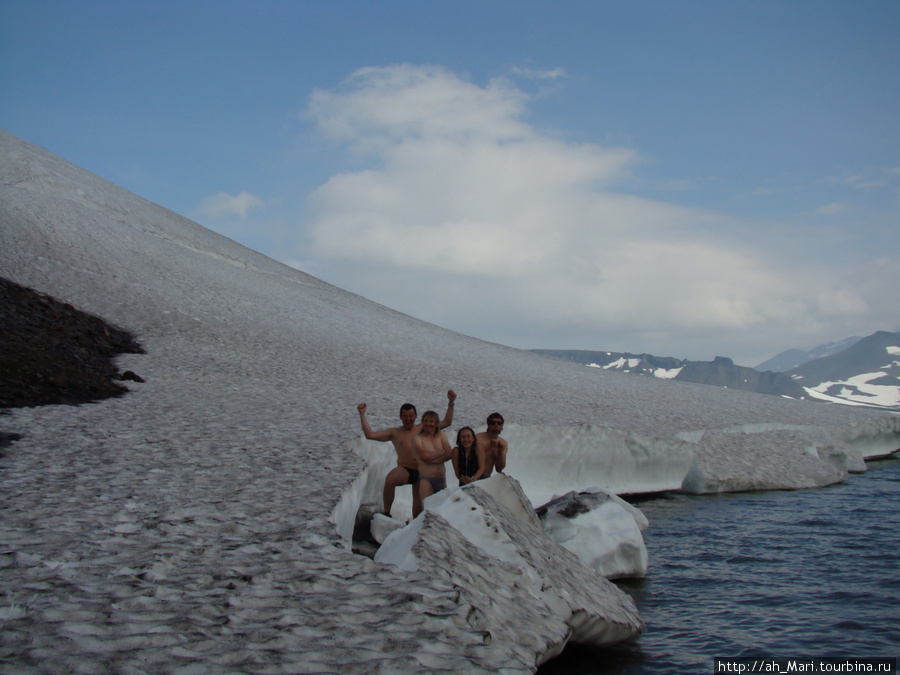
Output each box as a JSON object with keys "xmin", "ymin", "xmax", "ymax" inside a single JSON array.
[{"xmin": 2, "ymin": 129, "xmax": 899, "ymax": 672}]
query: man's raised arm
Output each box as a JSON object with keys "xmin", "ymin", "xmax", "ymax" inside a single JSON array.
[
  {"xmin": 439, "ymin": 390, "xmax": 457, "ymax": 429},
  {"xmin": 357, "ymin": 403, "xmax": 393, "ymax": 442}
]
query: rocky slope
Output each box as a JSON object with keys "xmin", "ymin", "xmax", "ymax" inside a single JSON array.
[{"xmin": 0, "ymin": 276, "xmax": 143, "ymax": 410}]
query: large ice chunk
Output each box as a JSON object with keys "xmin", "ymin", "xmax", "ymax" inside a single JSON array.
[
  {"xmin": 370, "ymin": 512, "xmax": 405, "ymax": 544},
  {"xmin": 375, "ymin": 475, "xmax": 644, "ymax": 664},
  {"xmin": 536, "ymin": 488, "xmax": 649, "ymax": 579}
]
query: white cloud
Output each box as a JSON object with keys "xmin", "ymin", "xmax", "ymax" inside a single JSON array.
[
  {"xmin": 825, "ymin": 166, "xmax": 900, "ymax": 192},
  {"xmin": 296, "ymin": 65, "xmax": 895, "ymax": 363},
  {"xmin": 815, "ymin": 202, "xmax": 848, "ymax": 216},
  {"xmin": 307, "ymin": 65, "xmax": 532, "ymax": 150},
  {"xmin": 196, "ymin": 191, "xmax": 264, "ymax": 219},
  {"xmin": 846, "ymin": 174, "xmax": 887, "ymax": 190},
  {"xmin": 657, "ymin": 179, "xmax": 699, "ymax": 192},
  {"xmin": 510, "ymin": 66, "xmax": 568, "ymax": 80}
]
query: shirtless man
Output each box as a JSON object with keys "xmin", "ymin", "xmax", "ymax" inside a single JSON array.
[
  {"xmin": 411, "ymin": 410, "xmax": 452, "ymax": 517},
  {"xmin": 357, "ymin": 390, "xmax": 456, "ymax": 517},
  {"xmin": 475, "ymin": 412, "xmax": 508, "ymax": 478}
]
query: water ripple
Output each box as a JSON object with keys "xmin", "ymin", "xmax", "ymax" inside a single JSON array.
[{"xmin": 541, "ymin": 456, "xmax": 900, "ymax": 674}]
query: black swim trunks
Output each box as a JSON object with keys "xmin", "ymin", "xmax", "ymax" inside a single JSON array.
[{"xmin": 403, "ymin": 467, "xmax": 420, "ymax": 485}]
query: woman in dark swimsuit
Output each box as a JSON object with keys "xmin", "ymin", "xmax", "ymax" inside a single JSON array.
[{"xmin": 451, "ymin": 426, "xmax": 485, "ymax": 487}]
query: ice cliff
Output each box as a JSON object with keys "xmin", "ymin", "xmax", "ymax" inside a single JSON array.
[{"xmin": 2, "ymin": 129, "xmax": 899, "ymax": 673}]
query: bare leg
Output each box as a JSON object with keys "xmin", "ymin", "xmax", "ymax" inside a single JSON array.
[
  {"xmin": 415, "ymin": 479, "xmax": 434, "ymax": 518},
  {"xmin": 383, "ymin": 466, "xmax": 411, "ymax": 516},
  {"xmin": 411, "ymin": 480, "xmax": 422, "ymax": 519}
]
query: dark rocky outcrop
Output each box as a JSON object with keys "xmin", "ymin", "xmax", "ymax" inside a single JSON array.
[{"xmin": 0, "ymin": 277, "xmax": 144, "ymax": 409}]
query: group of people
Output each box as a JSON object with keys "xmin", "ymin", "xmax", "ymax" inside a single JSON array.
[{"xmin": 356, "ymin": 390, "xmax": 509, "ymax": 518}]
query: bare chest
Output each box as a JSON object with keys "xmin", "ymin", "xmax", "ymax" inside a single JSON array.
[
  {"xmin": 418, "ymin": 435, "xmax": 443, "ymax": 454},
  {"xmin": 393, "ymin": 430, "xmax": 418, "ymax": 455}
]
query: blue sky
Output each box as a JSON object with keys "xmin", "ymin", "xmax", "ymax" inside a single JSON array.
[{"xmin": 2, "ymin": 1, "xmax": 898, "ymax": 366}]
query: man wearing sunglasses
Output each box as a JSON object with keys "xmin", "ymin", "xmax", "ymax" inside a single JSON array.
[{"xmin": 476, "ymin": 412, "xmax": 508, "ymax": 479}]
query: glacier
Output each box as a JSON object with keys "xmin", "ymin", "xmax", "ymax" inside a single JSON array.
[{"xmin": 2, "ymin": 128, "xmax": 900, "ymax": 673}]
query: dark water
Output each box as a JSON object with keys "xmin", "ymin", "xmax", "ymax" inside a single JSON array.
[{"xmin": 541, "ymin": 455, "xmax": 900, "ymax": 674}]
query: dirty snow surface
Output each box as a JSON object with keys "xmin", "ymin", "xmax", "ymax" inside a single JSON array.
[{"xmin": 1, "ymin": 129, "xmax": 899, "ymax": 673}]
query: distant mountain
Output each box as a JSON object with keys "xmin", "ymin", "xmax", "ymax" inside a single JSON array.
[
  {"xmin": 789, "ymin": 331, "xmax": 900, "ymax": 410},
  {"xmin": 529, "ymin": 350, "xmax": 809, "ymax": 399},
  {"xmin": 531, "ymin": 330, "xmax": 900, "ymax": 411},
  {"xmin": 754, "ymin": 336, "xmax": 861, "ymax": 372}
]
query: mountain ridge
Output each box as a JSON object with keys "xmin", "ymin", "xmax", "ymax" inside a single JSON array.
[
  {"xmin": 531, "ymin": 330, "xmax": 900, "ymax": 411},
  {"xmin": 754, "ymin": 336, "xmax": 862, "ymax": 372}
]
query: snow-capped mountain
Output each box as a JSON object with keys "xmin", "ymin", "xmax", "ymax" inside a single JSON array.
[
  {"xmin": 755, "ymin": 336, "xmax": 862, "ymax": 372},
  {"xmin": 530, "ymin": 349, "xmax": 808, "ymax": 399},
  {"xmin": 532, "ymin": 331, "xmax": 900, "ymax": 412},
  {"xmin": 790, "ymin": 331, "xmax": 900, "ymax": 410}
]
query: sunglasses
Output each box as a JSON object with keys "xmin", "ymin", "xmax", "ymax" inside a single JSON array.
[{"xmin": 488, "ymin": 420, "xmax": 504, "ymax": 426}]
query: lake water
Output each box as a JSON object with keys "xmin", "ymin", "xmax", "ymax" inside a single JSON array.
[{"xmin": 540, "ymin": 455, "xmax": 900, "ymax": 674}]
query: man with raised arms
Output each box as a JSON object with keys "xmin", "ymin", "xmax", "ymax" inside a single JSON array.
[
  {"xmin": 411, "ymin": 410, "xmax": 453, "ymax": 517},
  {"xmin": 357, "ymin": 390, "xmax": 456, "ymax": 518},
  {"xmin": 475, "ymin": 412, "xmax": 508, "ymax": 478}
]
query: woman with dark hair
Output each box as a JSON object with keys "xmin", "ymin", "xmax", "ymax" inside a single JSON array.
[{"xmin": 452, "ymin": 426, "xmax": 485, "ymax": 486}]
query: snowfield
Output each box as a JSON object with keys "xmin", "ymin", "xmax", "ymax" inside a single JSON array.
[
  {"xmin": 804, "ymin": 360, "xmax": 900, "ymax": 410},
  {"xmin": 2, "ymin": 129, "xmax": 899, "ymax": 673}
]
